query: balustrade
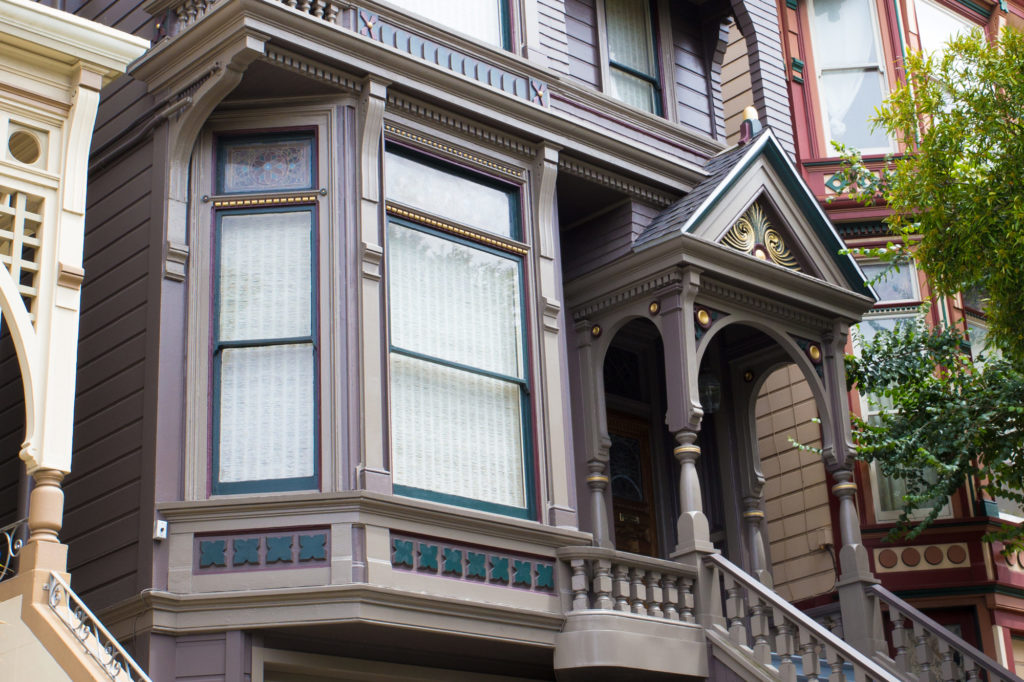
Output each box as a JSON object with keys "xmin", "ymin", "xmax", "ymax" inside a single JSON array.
[{"xmin": 0, "ymin": 518, "xmax": 26, "ymax": 581}]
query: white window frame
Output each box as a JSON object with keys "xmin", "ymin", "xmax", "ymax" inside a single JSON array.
[
  {"xmin": 914, "ymin": 0, "xmax": 977, "ymax": 56},
  {"xmin": 184, "ymin": 105, "xmax": 341, "ymax": 500},
  {"xmin": 859, "ymin": 259, "xmax": 921, "ymax": 306},
  {"xmin": 806, "ymin": 0, "xmax": 894, "ymax": 154}
]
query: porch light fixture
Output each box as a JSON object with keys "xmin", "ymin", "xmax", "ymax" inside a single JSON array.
[{"xmin": 698, "ymin": 370, "xmax": 722, "ymax": 414}]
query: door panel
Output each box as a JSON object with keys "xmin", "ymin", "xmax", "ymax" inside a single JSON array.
[{"xmin": 608, "ymin": 412, "xmax": 658, "ymax": 557}]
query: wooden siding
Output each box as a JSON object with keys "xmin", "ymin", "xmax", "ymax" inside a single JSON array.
[
  {"xmin": 0, "ymin": 331, "xmax": 24, "ymax": 528},
  {"xmin": 670, "ymin": 5, "xmax": 715, "ymax": 138},
  {"xmin": 63, "ymin": 140, "xmax": 152, "ymax": 611},
  {"xmin": 722, "ymin": 20, "xmax": 755, "ymax": 146},
  {"xmin": 174, "ymin": 633, "xmax": 252, "ymax": 681},
  {"xmin": 538, "ymin": 0, "xmax": 571, "ymax": 77},
  {"xmin": 74, "ymin": 0, "xmax": 156, "ymax": 38},
  {"xmin": 564, "ymin": 0, "xmax": 599, "ymax": 88},
  {"xmin": 755, "ymin": 364, "xmax": 836, "ymax": 603},
  {"xmin": 561, "ymin": 200, "xmax": 658, "ymax": 281}
]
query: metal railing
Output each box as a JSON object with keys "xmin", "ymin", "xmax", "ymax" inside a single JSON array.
[
  {"xmin": 704, "ymin": 552, "xmax": 900, "ymax": 681},
  {"xmin": 872, "ymin": 583, "xmax": 1024, "ymax": 682},
  {"xmin": 43, "ymin": 571, "xmax": 153, "ymax": 682},
  {"xmin": 0, "ymin": 518, "xmax": 26, "ymax": 581}
]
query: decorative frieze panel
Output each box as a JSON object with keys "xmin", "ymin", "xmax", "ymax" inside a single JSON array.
[
  {"xmin": 790, "ymin": 335, "xmax": 825, "ymax": 379},
  {"xmin": 722, "ymin": 202, "xmax": 801, "ymax": 271},
  {"xmin": 693, "ymin": 305, "xmax": 726, "ymax": 341},
  {"xmin": 194, "ymin": 528, "xmax": 329, "ymax": 573},
  {"xmin": 390, "ymin": 532, "xmax": 556, "ymax": 593},
  {"xmin": 356, "ymin": 9, "xmax": 549, "ymax": 107}
]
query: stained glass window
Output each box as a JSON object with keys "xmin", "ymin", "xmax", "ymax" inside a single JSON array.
[{"xmin": 217, "ymin": 133, "xmax": 315, "ymax": 195}]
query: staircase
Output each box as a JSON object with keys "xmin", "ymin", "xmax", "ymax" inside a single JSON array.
[{"xmin": 557, "ymin": 546, "xmax": 1024, "ymax": 681}]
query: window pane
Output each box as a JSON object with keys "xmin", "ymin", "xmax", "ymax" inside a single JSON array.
[
  {"xmin": 218, "ymin": 344, "xmax": 315, "ymax": 483},
  {"xmin": 856, "ymin": 315, "xmax": 913, "ymax": 346},
  {"xmin": 917, "ymin": 0, "xmax": 973, "ymax": 56},
  {"xmin": 860, "ymin": 262, "xmax": 917, "ymax": 302},
  {"xmin": 218, "ymin": 211, "xmax": 312, "ymax": 342},
  {"xmin": 608, "ymin": 69, "xmax": 659, "ymax": 113},
  {"xmin": 390, "ymin": 354, "xmax": 525, "ymax": 508},
  {"xmin": 606, "ymin": 0, "xmax": 656, "ymax": 76},
  {"xmin": 219, "ymin": 135, "xmax": 314, "ymax": 194},
  {"xmin": 389, "ymin": 0, "xmax": 503, "ymax": 46},
  {"xmin": 820, "ymin": 70, "xmax": 890, "ymax": 149},
  {"xmin": 388, "ymin": 223, "xmax": 522, "ymax": 378},
  {"xmin": 385, "ymin": 150, "xmax": 516, "ymax": 238},
  {"xmin": 811, "ymin": 0, "xmax": 881, "ymax": 67}
]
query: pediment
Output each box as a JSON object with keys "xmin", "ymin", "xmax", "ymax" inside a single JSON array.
[{"xmin": 635, "ymin": 130, "xmax": 871, "ymax": 298}]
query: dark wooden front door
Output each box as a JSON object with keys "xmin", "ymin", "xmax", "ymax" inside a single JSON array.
[{"xmin": 608, "ymin": 412, "xmax": 659, "ymax": 557}]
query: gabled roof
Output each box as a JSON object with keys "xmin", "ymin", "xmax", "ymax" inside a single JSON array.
[{"xmin": 635, "ymin": 129, "xmax": 874, "ymax": 298}]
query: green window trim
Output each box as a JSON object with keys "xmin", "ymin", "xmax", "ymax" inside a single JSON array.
[
  {"xmin": 605, "ymin": 0, "xmax": 663, "ymax": 116},
  {"xmin": 211, "ymin": 204, "xmax": 320, "ymax": 496}
]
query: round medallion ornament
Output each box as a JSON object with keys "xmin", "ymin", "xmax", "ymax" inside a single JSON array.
[
  {"xmin": 649, "ymin": 301, "xmax": 660, "ymax": 316},
  {"xmin": 901, "ymin": 547, "xmax": 921, "ymax": 567},
  {"xmin": 695, "ymin": 308, "xmax": 712, "ymax": 328},
  {"xmin": 808, "ymin": 344, "xmax": 822, "ymax": 363},
  {"xmin": 743, "ymin": 370, "xmax": 755, "ymax": 382},
  {"xmin": 591, "ymin": 324, "xmax": 602, "ymax": 338}
]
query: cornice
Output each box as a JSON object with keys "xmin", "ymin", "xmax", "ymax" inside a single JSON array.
[
  {"xmin": 697, "ymin": 277, "xmax": 832, "ymax": 333},
  {"xmin": 571, "ymin": 268, "xmax": 684, "ymax": 322},
  {"xmin": 558, "ymin": 156, "xmax": 677, "ymax": 208},
  {"xmin": 263, "ymin": 45, "xmax": 364, "ymax": 93}
]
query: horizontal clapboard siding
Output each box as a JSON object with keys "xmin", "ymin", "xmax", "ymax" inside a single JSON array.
[
  {"xmin": 561, "ymin": 200, "xmax": 657, "ymax": 280},
  {"xmin": 64, "ymin": 140, "xmax": 153, "ymax": 612},
  {"xmin": 538, "ymin": 0, "xmax": 571, "ymax": 75},
  {"xmin": 565, "ymin": 0, "xmax": 599, "ymax": 87},
  {"xmin": 0, "ymin": 331, "xmax": 25, "ymax": 529}
]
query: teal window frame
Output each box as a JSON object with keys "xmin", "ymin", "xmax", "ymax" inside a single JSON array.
[
  {"xmin": 384, "ymin": 144, "xmax": 535, "ymax": 519},
  {"xmin": 210, "ymin": 203, "xmax": 320, "ymax": 495}
]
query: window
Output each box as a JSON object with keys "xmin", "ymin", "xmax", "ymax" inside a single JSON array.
[
  {"xmin": 859, "ymin": 261, "xmax": 918, "ymax": 304},
  {"xmin": 209, "ymin": 131, "xmax": 320, "ymax": 494},
  {"xmin": 916, "ymin": 0, "xmax": 975, "ymax": 56},
  {"xmin": 604, "ymin": 0, "xmax": 661, "ymax": 114},
  {"xmin": 387, "ymin": 0, "xmax": 510, "ymax": 49},
  {"xmin": 808, "ymin": 0, "xmax": 891, "ymax": 152},
  {"xmin": 384, "ymin": 146, "xmax": 533, "ymax": 518}
]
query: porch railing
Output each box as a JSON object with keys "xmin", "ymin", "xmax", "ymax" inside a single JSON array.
[
  {"xmin": 1, "ymin": 518, "xmax": 26, "ymax": 582},
  {"xmin": 556, "ymin": 546, "xmax": 699, "ymax": 620},
  {"xmin": 703, "ymin": 552, "xmax": 901, "ymax": 681},
  {"xmin": 871, "ymin": 583, "xmax": 1024, "ymax": 682},
  {"xmin": 43, "ymin": 571, "xmax": 153, "ymax": 682}
]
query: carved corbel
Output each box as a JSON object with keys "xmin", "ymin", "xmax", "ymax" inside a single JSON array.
[
  {"xmin": 533, "ymin": 143, "xmax": 560, "ymax": 260},
  {"xmin": 358, "ymin": 77, "xmax": 389, "ymax": 205},
  {"xmin": 822, "ymin": 323, "xmax": 854, "ymax": 469},
  {"xmin": 662, "ymin": 267, "xmax": 704, "ymax": 434}
]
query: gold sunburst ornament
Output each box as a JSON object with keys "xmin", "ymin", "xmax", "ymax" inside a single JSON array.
[{"xmin": 722, "ymin": 203, "xmax": 800, "ymax": 271}]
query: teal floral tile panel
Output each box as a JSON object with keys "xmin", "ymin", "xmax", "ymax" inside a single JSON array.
[{"xmin": 194, "ymin": 527, "xmax": 329, "ymax": 573}]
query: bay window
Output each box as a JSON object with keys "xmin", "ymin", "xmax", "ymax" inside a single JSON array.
[
  {"xmin": 386, "ymin": 0, "xmax": 510, "ymax": 49},
  {"xmin": 916, "ymin": 0, "xmax": 975, "ymax": 56},
  {"xmin": 808, "ymin": 0, "xmax": 891, "ymax": 152},
  {"xmin": 210, "ymin": 131, "xmax": 319, "ymax": 494},
  {"xmin": 604, "ymin": 0, "xmax": 662, "ymax": 114},
  {"xmin": 384, "ymin": 146, "xmax": 533, "ymax": 518}
]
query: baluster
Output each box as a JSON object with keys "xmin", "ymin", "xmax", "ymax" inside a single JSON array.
[
  {"xmin": 912, "ymin": 622, "xmax": 932, "ymax": 681},
  {"xmin": 889, "ymin": 609, "xmax": 911, "ymax": 673},
  {"xmin": 661, "ymin": 575, "xmax": 679, "ymax": 621},
  {"xmin": 645, "ymin": 571, "xmax": 663, "ymax": 618},
  {"xmin": 799, "ymin": 630, "xmax": 821, "ymax": 682},
  {"xmin": 324, "ymin": 1, "xmax": 339, "ymax": 22},
  {"xmin": 312, "ymin": 0, "xmax": 325, "ymax": 18},
  {"xmin": 937, "ymin": 640, "xmax": 957, "ymax": 682},
  {"xmin": 749, "ymin": 597, "xmax": 771, "ymax": 665},
  {"xmin": 963, "ymin": 658, "xmax": 980, "ymax": 681},
  {"xmin": 569, "ymin": 558, "xmax": 589, "ymax": 611},
  {"xmin": 612, "ymin": 563, "xmax": 630, "ymax": 612},
  {"xmin": 678, "ymin": 576, "xmax": 695, "ymax": 623},
  {"xmin": 629, "ymin": 567, "xmax": 647, "ymax": 615},
  {"xmin": 297, "ymin": 0, "xmax": 310, "ymax": 12},
  {"xmin": 593, "ymin": 559, "xmax": 613, "ymax": 610},
  {"xmin": 723, "ymin": 574, "xmax": 747, "ymax": 646},
  {"xmin": 823, "ymin": 644, "xmax": 845, "ymax": 682},
  {"xmin": 772, "ymin": 610, "xmax": 797, "ymax": 682}
]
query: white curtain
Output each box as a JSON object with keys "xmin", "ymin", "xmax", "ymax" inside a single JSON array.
[
  {"xmin": 390, "ymin": 0, "xmax": 503, "ymax": 46},
  {"xmin": 605, "ymin": 0, "xmax": 658, "ymax": 113}
]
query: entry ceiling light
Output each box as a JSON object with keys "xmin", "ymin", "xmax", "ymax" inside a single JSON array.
[{"xmin": 698, "ymin": 370, "xmax": 722, "ymax": 414}]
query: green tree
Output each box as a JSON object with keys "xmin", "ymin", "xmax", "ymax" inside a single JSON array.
[
  {"xmin": 830, "ymin": 27, "xmax": 1024, "ymax": 366},
  {"xmin": 848, "ymin": 318, "xmax": 1024, "ymax": 548}
]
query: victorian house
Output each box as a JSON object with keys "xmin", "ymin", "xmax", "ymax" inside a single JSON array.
[{"xmin": 1, "ymin": 0, "xmax": 1022, "ymax": 680}]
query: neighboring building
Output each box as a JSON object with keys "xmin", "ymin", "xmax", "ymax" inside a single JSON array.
[
  {"xmin": 721, "ymin": 0, "xmax": 1024, "ymax": 668},
  {"xmin": 0, "ymin": 0, "xmax": 148, "ymax": 679},
  {"xmin": 1, "ymin": 0, "xmax": 1021, "ymax": 680}
]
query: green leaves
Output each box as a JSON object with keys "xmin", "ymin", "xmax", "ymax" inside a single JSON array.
[
  {"xmin": 849, "ymin": 319, "xmax": 1024, "ymax": 549},
  {"xmin": 831, "ymin": 28, "xmax": 1024, "ymax": 367}
]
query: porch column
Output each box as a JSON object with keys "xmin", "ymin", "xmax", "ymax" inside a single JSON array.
[
  {"xmin": 742, "ymin": 496, "xmax": 771, "ymax": 586},
  {"xmin": 823, "ymin": 326, "xmax": 887, "ymax": 657},
  {"xmin": 574, "ymin": 319, "xmax": 613, "ymax": 548}
]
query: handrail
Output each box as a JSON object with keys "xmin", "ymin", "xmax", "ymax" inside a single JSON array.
[
  {"xmin": 706, "ymin": 552, "xmax": 901, "ymax": 681},
  {"xmin": 0, "ymin": 518, "xmax": 26, "ymax": 581},
  {"xmin": 43, "ymin": 571, "xmax": 153, "ymax": 682},
  {"xmin": 871, "ymin": 583, "xmax": 1024, "ymax": 682}
]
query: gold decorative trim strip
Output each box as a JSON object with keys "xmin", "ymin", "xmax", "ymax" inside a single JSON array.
[
  {"xmin": 586, "ymin": 475, "xmax": 610, "ymax": 484},
  {"xmin": 386, "ymin": 204, "xmax": 529, "ymax": 255},
  {"xmin": 673, "ymin": 445, "xmax": 701, "ymax": 455},
  {"xmin": 832, "ymin": 482, "xmax": 858, "ymax": 494},
  {"xmin": 742, "ymin": 510, "xmax": 765, "ymax": 519},
  {"xmin": 212, "ymin": 195, "xmax": 319, "ymax": 208},
  {"xmin": 385, "ymin": 124, "xmax": 524, "ymax": 179}
]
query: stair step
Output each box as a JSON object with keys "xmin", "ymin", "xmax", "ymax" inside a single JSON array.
[{"xmin": 770, "ymin": 653, "xmax": 855, "ymax": 681}]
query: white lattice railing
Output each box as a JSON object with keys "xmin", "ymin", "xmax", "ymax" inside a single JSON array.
[
  {"xmin": 704, "ymin": 552, "xmax": 900, "ymax": 682},
  {"xmin": 0, "ymin": 188, "xmax": 44, "ymax": 320},
  {"xmin": 557, "ymin": 546, "xmax": 699, "ymax": 620},
  {"xmin": 872, "ymin": 584, "xmax": 1024, "ymax": 682},
  {"xmin": 43, "ymin": 572, "xmax": 152, "ymax": 682},
  {"xmin": 163, "ymin": 0, "xmax": 342, "ymax": 36}
]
